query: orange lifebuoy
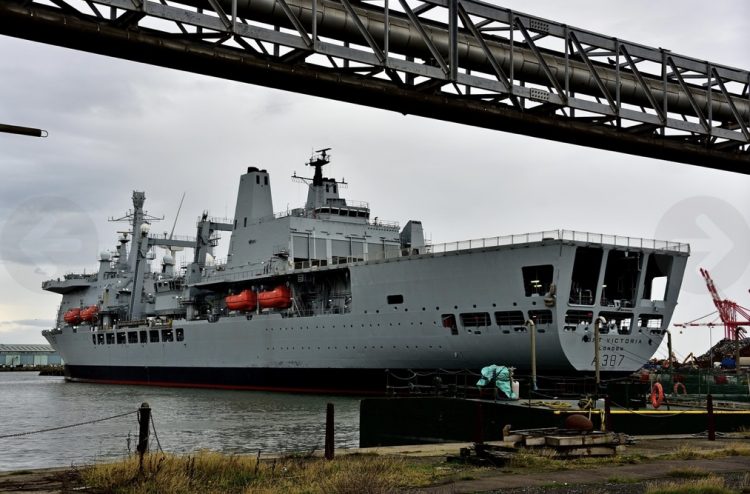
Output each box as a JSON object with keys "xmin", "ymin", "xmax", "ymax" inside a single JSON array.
[
  {"xmin": 673, "ymin": 382, "xmax": 687, "ymax": 395},
  {"xmin": 650, "ymin": 382, "xmax": 664, "ymax": 409}
]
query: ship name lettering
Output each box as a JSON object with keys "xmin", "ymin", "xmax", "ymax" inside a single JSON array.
[{"xmin": 604, "ymin": 338, "xmax": 642, "ymax": 345}]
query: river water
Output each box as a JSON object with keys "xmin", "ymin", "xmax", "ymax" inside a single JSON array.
[{"xmin": 0, "ymin": 372, "xmax": 360, "ymax": 471}]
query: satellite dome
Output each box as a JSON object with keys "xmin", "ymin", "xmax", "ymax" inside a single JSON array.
[{"xmin": 162, "ymin": 254, "xmax": 175, "ymax": 265}]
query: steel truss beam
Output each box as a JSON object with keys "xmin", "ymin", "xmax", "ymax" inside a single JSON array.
[{"xmin": 0, "ymin": 0, "xmax": 748, "ymax": 171}]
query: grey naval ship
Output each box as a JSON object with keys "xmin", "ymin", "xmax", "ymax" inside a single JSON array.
[{"xmin": 42, "ymin": 150, "xmax": 689, "ymax": 393}]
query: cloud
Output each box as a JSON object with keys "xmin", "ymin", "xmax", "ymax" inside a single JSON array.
[
  {"xmin": 0, "ymin": 319, "xmax": 55, "ymax": 328},
  {"xmin": 0, "ymin": 319, "xmax": 54, "ymax": 344}
]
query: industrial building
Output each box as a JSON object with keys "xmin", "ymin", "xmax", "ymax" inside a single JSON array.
[{"xmin": 0, "ymin": 344, "xmax": 62, "ymax": 367}]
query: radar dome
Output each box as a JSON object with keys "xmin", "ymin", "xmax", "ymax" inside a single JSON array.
[
  {"xmin": 99, "ymin": 251, "xmax": 112, "ymax": 261},
  {"xmin": 162, "ymin": 254, "xmax": 175, "ymax": 265},
  {"xmin": 140, "ymin": 223, "xmax": 151, "ymax": 236}
]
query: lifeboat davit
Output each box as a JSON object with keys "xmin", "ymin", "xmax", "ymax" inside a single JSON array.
[
  {"xmin": 258, "ymin": 286, "xmax": 292, "ymax": 309},
  {"xmin": 63, "ymin": 308, "xmax": 81, "ymax": 325},
  {"xmin": 225, "ymin": 289, "xmax": 258, "ymax": 311},
  {"xmin": 80, "ymin": 305, "xmax": 99, "ymax": 322}
]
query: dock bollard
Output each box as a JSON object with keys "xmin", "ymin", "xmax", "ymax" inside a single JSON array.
[
  {"xmin": 324, "ymin": 403, "xmax": 335, "ymax": 460},
  {"xmin": 707, "ymin": 394, "xmax": 715, "ymax": 441},
  {"xmin": 137, "ymin": 402, "xmax": 151, "ymax": 471}
]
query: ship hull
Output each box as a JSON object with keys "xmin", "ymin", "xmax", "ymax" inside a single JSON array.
[
  {"xmin": 45, "ymin": 237, "xmax": 688, "ymax": 393},
  {"xmin": 63, "ymin": 365, "xmax": 389, "ymax": 394}
]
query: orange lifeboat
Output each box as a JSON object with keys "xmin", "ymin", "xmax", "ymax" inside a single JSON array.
[
  {"xmin": 225, "ymin": 289, "xmax": 258, "ymax": 311},
  {"xmin": 63, "ymin": 308, "xmax": 81, "ymax": 325},
  {"xmin": 80, "ymin": 305, "xmax": 99, "ymax": 322},
  {"xmin": 258, "ymin": 286, "xmax": 292, "ymax": 309}
]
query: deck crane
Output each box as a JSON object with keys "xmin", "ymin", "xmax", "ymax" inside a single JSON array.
[{"xmin": 674, "ymin": 268, "xmax": 749, "ymax": 341}]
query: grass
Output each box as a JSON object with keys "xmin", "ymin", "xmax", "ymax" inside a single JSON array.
[
  {"xmin": 665, "ymin": 467, "xmax": 711, "ymax": 479},
  {"xmin": 78, "ymin": 440, "xmax": 750, "ymax": 493},
  {"xmin": 81, "ymin": 451, "xmax": 484, "ymax": 494},
  {"xmin": 645, "ymin": 476, "xmax": 735, "ymax": 494},
  {"xmin": 663, "ymin": 442, "xmax": 750, "ymax": 461}
]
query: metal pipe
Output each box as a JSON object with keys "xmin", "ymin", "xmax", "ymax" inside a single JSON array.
[
  {"xmin": 667, "ymin": 329, "xmax": 673, "ymax": 368},
  {"xmin": 172, "ymin": 0, "xmax": 749, "ymax": 122},
  {"xmin": 526, "ymin": 319, "xmax": 537, "ymax": 392}
]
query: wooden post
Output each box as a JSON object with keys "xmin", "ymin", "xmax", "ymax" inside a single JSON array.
[
  {"xmin": 474, "ymin": 401, "xmax": 484, "ymax": 444},
  {"xmin": 707, "ymin": 394, "xmax": 715, "ymax": 441},
  {"xmin": 137, "ymin": 402, "xmax": 151, "ymax": 471},
  {"xmin": 324, "ymin": 403, "xmax": 334, "ymax": 460}
]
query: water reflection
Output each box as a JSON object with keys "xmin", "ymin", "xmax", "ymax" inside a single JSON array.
[{"xmin": 0, "ymin": 372, "xmax": 360, "ymax": 470}]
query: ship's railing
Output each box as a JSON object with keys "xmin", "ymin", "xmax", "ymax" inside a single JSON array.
[
  {"xmin": 426, "ymin": 229, "xmax": 690, "ymax": 254},
  {"xmin": 195, "ymin": 215, "xmax": 233, "ymax": 226},
  {"xmin": 148, "ymin": 233, "xmax": 195, "ymax": 243},
  {"xmin": 257, "ymin": 205, "xmax": 399, "ymax": 230},
  {"xmin": 42, "ymin": 273, "xmax": 97, "ymax": 288}
]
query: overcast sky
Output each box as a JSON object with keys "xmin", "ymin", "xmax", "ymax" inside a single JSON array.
[{"xmin": 1, "ymin": 0, "xmax": 749, "ymax": 361}]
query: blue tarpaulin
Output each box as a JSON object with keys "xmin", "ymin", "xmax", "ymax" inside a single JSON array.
[{"xmin": 476, "ymin": 365, "xmax": 517, "ymax": 399}]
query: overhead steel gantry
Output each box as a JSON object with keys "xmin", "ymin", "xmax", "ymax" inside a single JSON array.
[{"xmin": 1, "ymin": 0, "xmax": 749, "ymax": 171}]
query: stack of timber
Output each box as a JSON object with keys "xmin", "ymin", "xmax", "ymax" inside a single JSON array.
[{"xmin": 449, "ymin": 428, "xmax": 629, "ymax": 466}]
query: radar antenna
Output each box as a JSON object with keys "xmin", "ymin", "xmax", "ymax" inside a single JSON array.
[
  {"xmin": 291, "ymin": 148, "xmax": 347, "ymax": 187},
  {"xmin": 307, "ymin": 148, "xmax": 331, "ymax": 186}
]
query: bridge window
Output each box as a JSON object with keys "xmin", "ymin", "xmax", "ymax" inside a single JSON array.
[
  {"xmin": 601, "ymin": 251, "xmax": 641, "ymax": 308},
  {"xmin": 264, "ymin": 176, "xmax": 268, "ymax": 185},
  {"xmin": 522, "ymin": 265, "xmax": 553, "ymax": 296},
  {"xmin": 495, "ymin": 311, "xmax": 525, "ymax": 326},
  {"xmin": 642, "ymin": 254, "xmax": 672, "ymax": 302},
  {"xmin": 460, "ymin": 312, "xmax": 491, "ymax": 327},
  {"xmin": 149, "ymin": 330, "xmax": 160, "ymax": 343},
  {"xmin": 564, "ymin": 310, "xmax": 592, "ymax": 331},
  {"xmin": 569, "ymin": 247, "xmax": 602, "ymax": 305},
  {"xmin": 97, "ymin": 334, "xmax": 104, "ymax": 344},
  {"xmin": 106, "ymin": 333, "xmax": 114, "ymax": 344},
  {"xmin": 387, "ymin": 294, "xmax": 404, "ymax": 305},
  {"xmin": 256, "ymin": 175, "xmax": 260, "ymax": 184},
  {"xmin": 638, "ymin": 314, "xmax": 663, "ymax": 331},
  {"xmin": 441, "ymin": 314, "xmax": 458, "ymax": 335},
  {"xmin": 599, "ymin": 312, "xmax": 633, "ymax": 335},
  {"xmin": 176, "ymin": 328, "xmax": 184, "ymax": 341},
  {"xmin": 528, "ymin": 310, "xmax": 553, "ymax": 325},
  {"xmin": 139, "ymin": 330, "xmax": 147, "ymax": 343},
  {"xmin": 162, "ymin": 329, "xmax": 174, "ymax": 342},
  {"xmin": 92, "ymin": 335, "xmax": 96, "ymax": 345},
  {"xmin": 116, "ymin": 332, "xmax": 126, "ymax": 344},
  {"xmin": 128, "ymin": 331, "xmax": 138, "ymax": 344}
]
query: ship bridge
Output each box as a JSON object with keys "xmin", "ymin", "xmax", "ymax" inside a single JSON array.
[{"xmin": 0, "ymin": 0, "xmax": 747, "ymax": 171}]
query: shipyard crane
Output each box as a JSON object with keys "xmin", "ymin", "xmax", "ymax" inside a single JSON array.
[{"xmin": 674, "ymin": 268, "xmax": 750, "ymax": 342}]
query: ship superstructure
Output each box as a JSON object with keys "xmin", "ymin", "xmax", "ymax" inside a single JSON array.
[{"xmin": 43, "ymin": 150, "xmax": 690, "ymax": 393}]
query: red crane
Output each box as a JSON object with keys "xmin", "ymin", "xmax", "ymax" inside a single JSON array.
[{"xmin": 692, "ymin": 268, "xmax": 750, "ymax": 341}]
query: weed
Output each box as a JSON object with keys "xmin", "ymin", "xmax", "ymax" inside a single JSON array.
[
  {"xmin": 645, "ymin": 476, "xmax": 734, "ymax": 494},
  {"xmin": 665, "ymin": 467, "xmax": 710, "ymax": 479}
]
